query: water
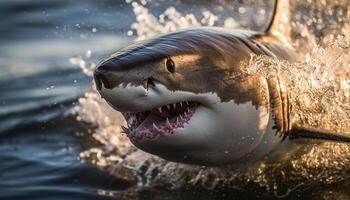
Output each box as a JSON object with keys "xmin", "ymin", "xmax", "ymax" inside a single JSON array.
[
  {"xmin": 0, "ymin": 1, "xmax": 134, "ymax": 199},
  {"xmin": 1, "ymin": 0, "xmax": 349, "ymax": 199}
]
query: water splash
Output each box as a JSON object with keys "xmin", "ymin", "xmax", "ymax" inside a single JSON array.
[
  {"xmin": 71, "ymin": 0, "xmax": 350, "ymax": 198},
  {"xmin": 246, "ymin": 23, "xmax": 350, "ymax": 135},
  {"xmin": 128, "ymin": 1, "xmax": 238, "ymax": 41},
  {"xmin": 69, "ymin": 50, "xmax": 96, "ymax": 77}
]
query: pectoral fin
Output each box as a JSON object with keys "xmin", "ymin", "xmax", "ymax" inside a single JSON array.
[{"xmin": 289, "ymin": 124, "xmax": 350, "ymax": 143}]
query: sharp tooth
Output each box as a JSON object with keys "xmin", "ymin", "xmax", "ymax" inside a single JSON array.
[
  {"xmin": 179, "ymin": 102, "xmax": 183, "ymax": 107},
  {"xmin": 166, "ymin": 118, "xmax": 172, "ymax": 127},
  {"xmin": 167, "ymin": 105, "xmax": 170, "ymax": 109},
  {"xmin": 173, "ymin": 103, "xmax": 177, "ymax": 108},
  {"xmin": 158, "ymin": 107, "xmax": 162, "ymax": 113},
  {"xmin": 186, "ymin": 101, "xmax": 189, "ymax": 105},
  {"xmin": 176, "ymin": 117, "xmax": 179, "ymax": 123},
  {"xmin": 153, "ymin": 123, "xmax": 161, "ymax": 131},
  {"xmin": 179, "ymin": 114, "xmax": 183, "ymax": 120}
]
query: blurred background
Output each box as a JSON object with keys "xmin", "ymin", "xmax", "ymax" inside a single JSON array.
[{"xmin": 0, "ymin": 0, "xmax": 348, "ymax": 200}]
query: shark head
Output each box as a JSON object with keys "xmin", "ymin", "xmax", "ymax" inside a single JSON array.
[{"xmin": 93, "ymin": 28, "xmax": 289, "ymax": 165}]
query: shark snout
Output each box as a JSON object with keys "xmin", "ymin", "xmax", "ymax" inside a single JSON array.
[
  {"xmin": 98, "ymin": 84, "xmax": 151, "ymax": 112},
  {"xmin": 93, "ymin": 54, "xmax": 159, "ymax": 91},
  {"xmin": 93, "ymin": 69, "xmax": 152, "ymax": 112}
]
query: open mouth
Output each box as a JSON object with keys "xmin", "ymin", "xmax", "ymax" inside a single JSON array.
[{"xmin": 121, "ymin": 101, "xmax": 199, "ymax": 141}]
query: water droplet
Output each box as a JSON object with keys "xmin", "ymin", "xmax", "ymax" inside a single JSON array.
[{"xmin": 238, "ymin": 7, "xmax": 246, "ymax": 14}]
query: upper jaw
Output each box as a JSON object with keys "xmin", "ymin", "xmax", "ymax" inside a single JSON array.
[{"xmin": 97, "ymin": 82, "xmax": 217, "ymax": 113}]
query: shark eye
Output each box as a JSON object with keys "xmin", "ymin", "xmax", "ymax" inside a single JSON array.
[{"xmin": 166, "ymin": 58, "xmax": 175, "ymax": 73}]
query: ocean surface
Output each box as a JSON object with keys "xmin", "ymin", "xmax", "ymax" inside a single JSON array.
[
  {"xmin": 0, "ymin": 0, "xmax": 349, "ymax": 200},
  {"xmin": 0, "ymin": 1, "xmax": 135, "ymax": 199}
]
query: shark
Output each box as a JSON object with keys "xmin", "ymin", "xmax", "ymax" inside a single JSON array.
[{"xmin": 93, "ymin": 0, "xmax": 350, "ymax": 165}]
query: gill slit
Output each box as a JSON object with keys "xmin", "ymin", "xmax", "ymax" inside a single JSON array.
[
  {"xmin": 266, "ymin": 76, "xmax": 292, "ymax": 140},
  {"xmin": 276, "ymin": 76, "xmax": 292, "ymax": 140}
]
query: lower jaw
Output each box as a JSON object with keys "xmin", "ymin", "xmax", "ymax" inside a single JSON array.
[{"xmin": 122, "ymin": 102, "xmax": 199, "ymax": 141}]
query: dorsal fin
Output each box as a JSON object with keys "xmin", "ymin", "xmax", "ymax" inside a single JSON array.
[{"xmin": 264, "ymin": 0, "xmax": 292, "ymax": 45}]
